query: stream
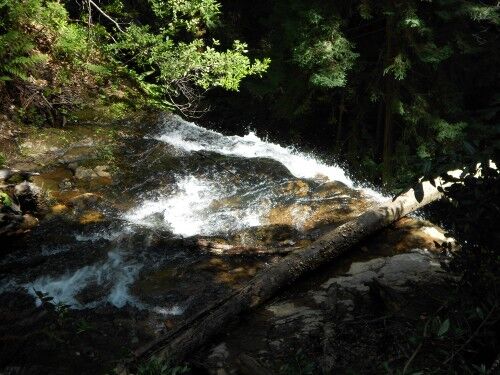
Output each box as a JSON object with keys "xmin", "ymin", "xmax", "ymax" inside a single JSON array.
[{"xmin": 0, "ymin": 114, "xmax": 449, "ymax": 373}]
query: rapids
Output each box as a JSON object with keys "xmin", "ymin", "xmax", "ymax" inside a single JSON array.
[{"xmin": 1, "ymin": 114, "xmax": 385, "ymax": 313}]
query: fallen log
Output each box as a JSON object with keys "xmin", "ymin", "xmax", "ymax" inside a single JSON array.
[
  {"xmin": 196, "ymin": 238, "xmax": 298, "ymax": 256},
  {"xmin": 129, "ymin": 178, "xmax": 445, "ymax": 368}
]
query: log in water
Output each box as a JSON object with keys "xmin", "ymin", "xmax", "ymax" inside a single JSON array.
[{"xmin": 131, "ymin": 178, "xmax": 445, "ymax": 367}]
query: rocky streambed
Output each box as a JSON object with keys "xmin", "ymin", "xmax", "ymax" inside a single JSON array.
[{"xmin": 0, "ymin": 114, "xmax": 457, "ymax": 374}]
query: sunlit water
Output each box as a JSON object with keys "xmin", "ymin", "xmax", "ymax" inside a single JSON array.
[
  {"xmin": 4, "ymin": 115, "xmax": 386, "ymax": 311},
  {"xmin": 124, "ymin": 115, "xmax": 385, "ymax": 236}
]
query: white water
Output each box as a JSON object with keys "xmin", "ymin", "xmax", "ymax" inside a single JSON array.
[
  {"xmin": 125, "ymin": 175, "xmax": 269, "ymax": 237},
  {"xmin": 15, "ymin": 116, "xmax": 386, "ymax": 310},
  {"xmin": 26, "ymin": 250, "xmax": 142, "ymax": 309},
  {"xmin": 156, "ymin": 116, "xmax": 356, "ymax": 186},
  {"xmin": 125, "ymin": 115, "xmax": 385, "ymax": 236}
]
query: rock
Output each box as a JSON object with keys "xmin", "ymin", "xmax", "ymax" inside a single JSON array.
[
  {"xmin": 67, "ymin": 162, "xmax": 78, "ymax": 172},
  {"xmin": 0, "ymin": 168, "xmax": 39, "ymax": 183},
  {"xmin": 94, "ymin": 165, "xmax": 111, "ymax": 178},
  {"xmin": 280, "ymin": 180, "xmax": 310, "ymax": 197},
  {"xmin": 14, "ymin": 181, "xmax": 46, "ymax": 213},
  {"xmin": 73, "ymin": 165, "xmax": 111, "ymax": 179},
  {"xmin": 68, "ymin": 193, "xmax": 103, "ymax": 211},
  {"xmin": 321, "ymin": 249, "xmax": 445, "ymax": 294},
  {"xmin": 59, "ymin": 145, "xmax": 97, "ymax": 164},
  {"xmin": 58, "ymin": 178, "xmax": 73, "ymax": 190},
  {"xmin": 313, "ymin": 249, "xmax": 453, "ymax": 320},
  {"xmin": 79, "ymin": 210, "xmax": 104, "ymax": 224},
  {"xmin": 51, "ymin": 204, "xmax": 69, "ymax": 214},
  {"xmin": 237, "ymin": 353, "xmax": 274, "ymax": 375},
  {"xmin": 0, "ymin": 212, "xmax": 23, "ymax": 236},
  {"xmin": 0, "ymin": 168, "xmax": 16, "ymax": 181},
  {"xmin": 74, "ymin": 166, "xmax": 98, "ymax": 179},
  {"xmin": 20, "ymin": 214, "xmax": 39, "ymax": 230}
]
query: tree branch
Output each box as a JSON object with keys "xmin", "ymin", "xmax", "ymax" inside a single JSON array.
[{"xmin": 88, "ymin": 0, "xmax": 124, "ymax": 33}]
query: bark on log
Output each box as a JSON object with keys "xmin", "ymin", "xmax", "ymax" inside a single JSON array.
[
  {"xmin": 130, "ymin": 178, "xmax": 445, "ymax": 368},
  {"xmin": 196, "ymin": 238, "xmax": 297, "ymax": 255}
]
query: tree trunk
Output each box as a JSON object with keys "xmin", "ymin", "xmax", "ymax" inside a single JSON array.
[
  {"xmin": 382, "ymin": 10, "xmax": 395, "ymax": 184},
  {"xmin": 124, "ymin": 177, "xmax": 445, "ymax": 370},
  {"xmin": 335, "ymin": 93, "xmax": 345, "ymax": 152}
]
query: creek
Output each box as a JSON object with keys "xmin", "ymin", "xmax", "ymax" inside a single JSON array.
[{"xmin": 0, "ymin": 114, "xmax": 449, "ymax": 373}]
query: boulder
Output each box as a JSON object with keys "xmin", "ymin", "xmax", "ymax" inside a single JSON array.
[
  {"xmin": 74, "ymin": 166, "xmax": 98, "ymax": 179},
  {"xmin": 14, "ymin": 181, "xmax": 46, "ymax": 213}
]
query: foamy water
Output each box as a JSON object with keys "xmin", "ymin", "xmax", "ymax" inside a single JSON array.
[
  {"xmin": 14, "ymin": 115, "xmax": 386, "ymax": 310},
  {"xmin": 26, "ymin": 250, "xmax": 142, "ymax": 309},
  {"xmin": 125, "ymin": 115, "xmax": 385, "ymax": 236},
  {"xmin": 156, "ymin": 116, "xmax": 355, "ymax": 186},
  {"xmin": 124, "ymin": 175, "xmax": 269, "ymax": 237}
]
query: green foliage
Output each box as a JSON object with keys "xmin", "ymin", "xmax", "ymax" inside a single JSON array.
[
  {"xmin": 137, "ymin": 358, "xmax": 189, "ymax": 375},
  {"xmin": 54, "ymin": 24, "xmax": 89, "ymax": 62},
  {"xmin": 383, "ymin": 54, "xmax": 411, "ymax": 80},
  {"xmin": 293, "ymin": 11, "xmax": 358, "ymax": 88},
  {"xmin": 150, "ymin": 0, "xmax": 222, "ymax": 33},
  {"xmin": 0, "ymin": 0, "xmax": 270, "ymax": 116},
  {"xmin": 0, "ymin": 192, "xmax": 12, "ymax": 207},
  {"xmin": 0, "ymin": 30, "xmax": 46, "ymax": 81},
  {"xmin": 109, "ymin": 7, "xmax": 270, "ymax": 109}
]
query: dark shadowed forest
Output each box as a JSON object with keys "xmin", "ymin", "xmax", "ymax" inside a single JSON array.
[{"xmin": 0, "ymin": 1, "xmax": 499, "ymax": 374}]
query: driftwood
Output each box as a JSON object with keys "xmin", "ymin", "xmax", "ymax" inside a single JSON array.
[{"xmin": 129, "ymin": 178, "xmax": 445, "ymax": 368}]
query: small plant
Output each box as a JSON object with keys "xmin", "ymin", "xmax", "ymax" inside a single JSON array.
[
  {"xmin": 33, "ymin": 289, "xmax": 71, "ymax": 326},
  {"xmin": 0, "ymin": 192, "xmax": 12, "ymax": 207},
  {"xmin": 137, "ymin": 358, "xmax": 190, "ymax": 375}
]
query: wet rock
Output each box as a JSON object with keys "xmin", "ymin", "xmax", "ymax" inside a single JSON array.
[
  {"xmin": 280, "ymin": 180, "xmax": 310, "ymax": 197},
  {"xmin": 94, "ymin": 165, "xmax": 111, "ymax": 178},
  {"xmin": 313, "ymin": 180, "xmax": 355, "ymax": 198},
  {"xmin": 50, "ymin": 204, "xmax": 69, "ymax": 215},
  {"xmin": 0, "ymin": 180, "xmax": 46, "ymax": 236},
  {"xmin": 0, "ymin": 212, "xmax": 23, "ymax": 236},
  {"xmin": 58, "ymin": 178, "xmax": 73, "ymax": 190},
  {"xmin": 74, "ymin": 166, "xmax": 98, "ymax": 179},
  {"xmin": 14, "ymin": 181, "xmax": 46, "ymax": 213},
  {"xmin": 231, "ymin": 224, "xmax": 304, "ymax": 247},
  {"xmin": 59, "ymin": 144, "xmax": 98, "ymax": 164},
  {"xmin": 73, "ymin": 165, "xmax": 111, "ymax": 180},
  {"xmin": 68, "ymin": 193, "xmax": 103, "ymax": 210},
  {"xmin": 368, "ymin": 217, "xmax": 456, "ymax": 254},
  {"xmin": 20, "ymin": 214, "xmax": 39, "ymax": 230},
  {"xmin": 78, "ymin": 210, "xmax": 104, "ymax": 224},
  {"xmin": 0, "ymin": 168, "xmax": 39, "ymax": 183}
]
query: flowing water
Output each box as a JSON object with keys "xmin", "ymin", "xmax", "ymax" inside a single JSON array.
[{"xmin": 2, "ymin": 114, "xmax": 387, "ymax": 322}]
